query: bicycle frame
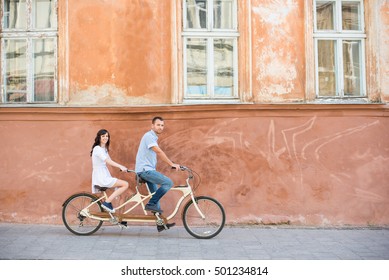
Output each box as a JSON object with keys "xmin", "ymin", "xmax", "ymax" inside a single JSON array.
[
  {"xmin": 62, "ymin": 166, "xmax": 225, "ymax": 238},
  {"xmin": 80, "ymin": 169, "xmax": 205, "ymax": 224}
]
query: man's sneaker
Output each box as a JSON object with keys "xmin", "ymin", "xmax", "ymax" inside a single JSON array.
[
  {"xmin": 157, "ymin": 223, "xmax": 175, "ymax": 232},
  {"xmin": 120, "ymin": 221, "xmax": 128, "ymax": 227},
  {"xmin": 101, "ymin": 202, "xmax": 115, "ymax": 213},
  {"xmin": 145, "ymin": 203, "xmax": 163, "ymax": 213}
]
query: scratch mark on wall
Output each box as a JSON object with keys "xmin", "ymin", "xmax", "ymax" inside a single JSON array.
[
  {"xmin": 355, "ymin": 187, "xmax": 386, "ymax": 203},
  {"xmin": 281, "ymin": 117, "xmax": 316, "ymax": 159},
  {"xmin": 263, "ymin": 117, "xmax": 382, "ymax": 194},
  {"xmin": 302, "ymin": 120, "xmax": 380, "ymax": 160}
]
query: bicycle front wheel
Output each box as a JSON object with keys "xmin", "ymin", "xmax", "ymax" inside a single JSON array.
[
  {"xmin": 62, "ymin": 193, "xmax": 103, "ymax": 236},
  {"xmin": 182, "ymin": 196, "xmax": 225, "ymax": 239}
]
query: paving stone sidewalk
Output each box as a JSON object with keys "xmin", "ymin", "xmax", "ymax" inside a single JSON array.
[{"xmin": 0, "ymin": 223, "xmax": 388, "ymax": 260}]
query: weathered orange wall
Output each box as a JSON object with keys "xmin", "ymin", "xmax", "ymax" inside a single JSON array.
[
  {"xmin": 67, "ymin": 0, "xmax": 172, "ymax": 105},
  {"xmin": 1, "ymin": 1, "xmax": 388, "ymax": 227},
  {"xmin": 58, "ymin": 0, "xmax": 389, "ymax": 105},
  {"xmin": 1, "ymin": 105, "xmax": 388, "ymax": 226},
  {"xmin": 64, "ymin": 0, "xmax": 309, "ymax": 105},
  {"xmin": 381, "ymin": 1, "xmax": 389, "ymax": 102},
  {"xmin": 251, "ymin": 0, "xmax": 306, "ymax": 102}
]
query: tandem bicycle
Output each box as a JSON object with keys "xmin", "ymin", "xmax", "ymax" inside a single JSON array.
[{"xmin": 62, "ymin": 166, "xmax": 225, "ymax": 239}]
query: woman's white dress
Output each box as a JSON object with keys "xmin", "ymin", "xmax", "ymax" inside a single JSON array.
[{"xmin": 91, "ymin": 146, "xmax": 117, "ymax": 193}]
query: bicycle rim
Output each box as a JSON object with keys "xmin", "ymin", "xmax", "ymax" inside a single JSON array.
[
  {"xmin": 182, "ymin": 196, "xmax": 225, "ymax": 239},
  {"xmin": 62, "ymin": 193, "xmax": 103, "ymax": 236}
]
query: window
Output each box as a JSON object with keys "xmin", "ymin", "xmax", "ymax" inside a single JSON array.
[
  {"xmin": 1, "ymin": 0, "xmax": 57, "ymax": 103},
  {"xmin": 313, "ymin": 0, "xmax": 366, "ymax": 98},
  {"xmin": 183, "ymin": 0, "xmax": 239, "ymax": 102}
]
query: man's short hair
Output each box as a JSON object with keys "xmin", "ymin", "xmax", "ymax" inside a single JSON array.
[{"xmin": 152, "ymin": 116, "xmax": 164, "ymax": 124}]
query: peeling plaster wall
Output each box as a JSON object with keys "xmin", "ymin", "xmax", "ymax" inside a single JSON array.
[
  {"xmin": 1, "ymin": 1, "xmax": 388, "ymax": 227},
  {"xmin": 0, "ymin": 106, "xmax": 388, "ymax": 226},
  {"xmin": 251, "ymin": 0, "xmax": 305, "ymax": 102},
  {"xmin": 67, "ymin": 0, "xmax": 172, "ymax": 105},
  {"xmin": 61, "ymin": 0, "xmax": 388, "ymax": 105},
  {"xmin": 381, "ymin": 1, "xmax": 389, "ymax": 102}
]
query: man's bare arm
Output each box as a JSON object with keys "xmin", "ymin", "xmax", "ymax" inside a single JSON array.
[{"xmin": 152, "ymin": 146, "xmax": 180, "ymax": 170}]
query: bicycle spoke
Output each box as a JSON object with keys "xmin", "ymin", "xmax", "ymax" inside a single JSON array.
[
  {"xmin": 183, "ymin": 196, "xmax": 225, "ymax": 239},
  {"xmin": 62, "ymin": 193, "xmax": 103, "ymax": 236}
]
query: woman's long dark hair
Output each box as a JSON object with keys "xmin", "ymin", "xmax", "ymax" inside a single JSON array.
[{"xmin": 90, "ymin": 129, "xmax": 110, "ymax": 156}]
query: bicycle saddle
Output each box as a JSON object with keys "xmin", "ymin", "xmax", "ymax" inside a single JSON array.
[
  {"xmin": 94, "ymin": 185, "xmax": 109, "ymax": 192},
  {"xmin": 136, "ymin": 176, "xmax": 146, "ymax": 184}
]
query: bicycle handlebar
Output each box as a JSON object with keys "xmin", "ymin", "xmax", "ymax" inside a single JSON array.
[{"xmin": 172, "ymin": 165, "xmax": 189, "ymax": 171}]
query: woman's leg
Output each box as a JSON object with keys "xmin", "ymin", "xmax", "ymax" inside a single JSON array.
[{"xmin": 105, "ymin": 179, "xmax": 129, "ymax": 203}]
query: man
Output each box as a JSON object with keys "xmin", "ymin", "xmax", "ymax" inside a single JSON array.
[{"xmin": 135, "ymin": 116, "xmax": 180, "ymax": 231}]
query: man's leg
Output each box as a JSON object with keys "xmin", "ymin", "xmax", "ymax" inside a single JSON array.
[
  {"xmin": 144, "ymin": 181, "xmax": 161, "ymax": 209},
  {"xmin": 139, "ymin": 170, "xmax": 173, "ymax": 210}
]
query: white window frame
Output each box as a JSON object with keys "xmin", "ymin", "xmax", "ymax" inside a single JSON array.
[
  {"xmin": 0, "ymin": 0, "xmax": 58, "ymax": 104},
  {"xmin": 313, "ymin": 0, "xmax": 367, "ymax": 99},
  {"xmin": 182, "ymin": 0, "xmax": 239, "ymax": 103}
]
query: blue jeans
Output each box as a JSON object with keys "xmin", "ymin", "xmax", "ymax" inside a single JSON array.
[{"xmin": 138, "ymin": 170, "xmax": 173, "ymax": 209}]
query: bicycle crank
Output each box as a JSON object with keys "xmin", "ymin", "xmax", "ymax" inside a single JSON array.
[{"xmin": 154, "ymin": 213, "xmax": 168, "ymax": 230}]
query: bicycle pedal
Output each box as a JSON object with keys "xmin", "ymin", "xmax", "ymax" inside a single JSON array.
[
  {"xmin": 109, "ymin": 215, "xmax": 118, "ymax": 224},
  {"xmin": 157, "ymin": 223, "xmax": 175, "ymax": 232},
  {"xmin": 118, "ymin": 221, "xmax": 128, "ymax": 229}
]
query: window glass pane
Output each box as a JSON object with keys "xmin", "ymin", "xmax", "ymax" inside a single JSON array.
[
  {"xmin": 342, "ymin": 2, "xmax": 361, "ymax": 31},
  {"xmin": 214, "ymin": 39, "xmax": 234, "ymax": 97},
  {"xmin": 343, "ymin": 40, "xmax": 361, "ymax": 96},
  {"xmin": 186, "ymin": 0, "xmax": 207, "ymax": 29},
  {"xmin": 213, "ymin": 0, "xmax": 234, "ymax": 29},
  {"xmin": 186, "ymin": 38, "xmax": 208, "ymax": 96},
  {"xmin": 3, "ymin": 0, "xmax": 27, "ymax": 29},
  {"xmin": 5, "ymin": 39, "xmax": 27, "ymax": 102},
  {"xmin": 317, "ymin": 40, "xmax": 337, "ymax": 97},
  {"xmin": 34, "ymin": 0, "xmax": 57, "ymax": 29},
  {"xmin": 316, "ymin": 1, "xmax": 335, "ymax": 30},
  {"xmin": 34, "ymin": 38, "xmax": 55, "ymax": 101}
]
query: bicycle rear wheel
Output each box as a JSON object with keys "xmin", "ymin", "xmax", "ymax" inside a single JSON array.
[
  {"xmin": 62, "ymin": 193, "xmax": 103, "ymax": 236},
  {"xmin": 182, "ymin": 196, "xmax": 225, "ymax": 239}
]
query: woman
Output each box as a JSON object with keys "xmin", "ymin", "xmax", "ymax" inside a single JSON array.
[{"xmin": 91, "ymin": 129, "xmax": 129, "ymax": 213}]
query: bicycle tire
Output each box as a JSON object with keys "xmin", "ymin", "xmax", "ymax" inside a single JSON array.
[
  {"xmin": 62, "ymin": 193, "xmax": 103, "ymax": 236},
  {"xmin": 182, "ymin": 196, "xmax": 225, "ymax": 239}
]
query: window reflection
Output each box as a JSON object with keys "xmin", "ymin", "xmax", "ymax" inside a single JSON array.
[
  {"xmin": 34, "ymin": 39, "xmax": 55, "ymax": 101},
  {"xmin": 186, "ymin": 0, "xmax": 207, "ymax": 29},
  {"xmin": 342, "ymin": 2, "xmax": 361, "ymax": 31},
  {"xmin": 318, "ymin": 40, "xmax": 337, "ymax": 97},
  {"xmin": 316, "ymin": 1, "xmax": 335, "ymax": 30},
  {"xmin": 34, "ymin": 0, "xmax": 57, "ymax": 29},
  {"xmin": 3, "ymin": 0, "xmax": 27, "ymax": 29},
  {"xmin": 214, "ymin": 39, "xmax": 233, "ymax": 96},
  {"xmin": 2, "ymin": 0, "xmax": 57, "ymax": 103},
  {"xmin": 186, "ymin": 38, "xmax": 208, "ymax": 96},
  {"xmin": 5, "ymin": 39, "xmax": 27, "ymax": 102},
  {"xmin": 213, "ymin": 0, "xmax": 234, "ymax": 29},
  {"xmin": 184, "ymin": 0, "xmax": 238, "ymax": 100},
  {"xmin": 343, "ymin": 41, "xmax": 361, "ymax": 96}
]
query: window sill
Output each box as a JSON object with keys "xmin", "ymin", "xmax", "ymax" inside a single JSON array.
[
  {"xmin": 307, "ymin": 98, "xmax": 382, "ymax": 105},
  {"xmin": 182, "ymin": 99, "xmax": 243, "ymax": 105}
]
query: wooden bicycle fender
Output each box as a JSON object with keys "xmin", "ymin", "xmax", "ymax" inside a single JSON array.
[{"xmin": 90, "ymin": 212, "xmax": 168, "ymax": 223}]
